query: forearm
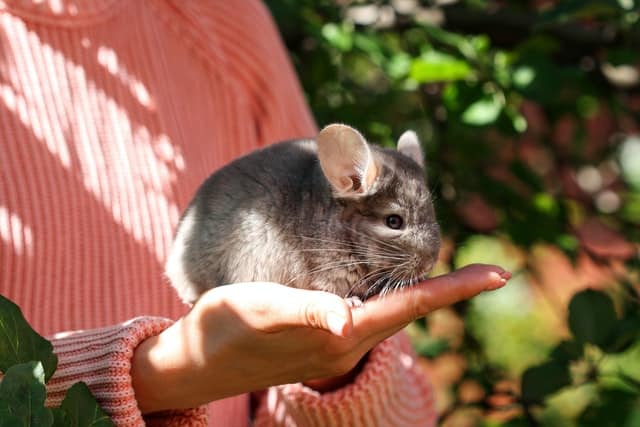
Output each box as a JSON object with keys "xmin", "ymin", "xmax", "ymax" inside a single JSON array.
[
  {"xmin": 47, "ymin": 317, "xmax": 207, "ymax": 427},
  {"xmin": 129, "ymin": 299, "xmax": 259, "ymax": 413},
  {"xmin": 130, "ymin": 316, "xmax": 206, "ymax": 413}
]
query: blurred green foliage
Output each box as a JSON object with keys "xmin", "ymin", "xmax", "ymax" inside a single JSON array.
[{"xmin": 267, "ymin": 0, "xmax": 640, "ymax": 425}]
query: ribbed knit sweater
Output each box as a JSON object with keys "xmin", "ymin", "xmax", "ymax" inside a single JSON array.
[{"xmin": 0, "ymin": 1, "xmax": 437, "ymax": 425}]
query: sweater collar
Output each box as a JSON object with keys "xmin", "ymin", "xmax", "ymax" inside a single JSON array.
[{"xmin": 0, "ymin": 0, "xmax": 122, "ymax": 26}]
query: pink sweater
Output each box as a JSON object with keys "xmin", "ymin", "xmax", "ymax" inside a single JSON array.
[{"xmin": 0, "ymin": 1, "xmax": 436, "ymax": 425}]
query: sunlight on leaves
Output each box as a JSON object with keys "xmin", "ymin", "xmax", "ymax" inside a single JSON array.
[
  {"xmin": 409, "ymin": 51, "xmax": 471, "ymax": 83},
  {"xmin": 0, "ymin": 361, "xmax": 52, "ymax": 427},
  {"xmin": 0, "ymin": 295, "xmax": 58, "ymax": 382},
  {"xmin": 461, "ymin": 95, "xmax": 502, "ymax": 125}
]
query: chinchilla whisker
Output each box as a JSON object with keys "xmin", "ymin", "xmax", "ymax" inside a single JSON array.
[
  {"xmin": 291, "ymin": 247, "xmax": 374, "ymax": 257},
  {"xmin": 369, "ymin": 251, "xmax": 408, "ymax": 262},
  {"xmin": 346, "ymin": 269, "xmax": 388, "ymax": 298},
  {"xmin": 353, "ymin": 268, "xmax": 387, "ymax": 288},
  {"xmin": 352, "ymin": 226, "xmax": 404, "ymax": 250},
  {"xmin": 347, "ymin": 230, "xmax": 398, "ymax": 252},
  {"xmin": 391, "ymin": 273, "xmax": 407, "ymax": 293},
  {"xmin": 294, "ymin": 232, "xmax": 408, "ymax": 262},
  {"xmin": 296, "ymin": 226, "xmax": 404, "ymax": 255},
  {"xmin": 350, "ymin": 243, "xmax": 410, "ymax": 261},
  {"xmin": 378, "ymin": 274, "xmax": 399, "ymax": 298},
  {"xmin": 301, "ymin": 260, "xmax": 372, "ymax": 275},
  {"xmin": 295, "ymin": 235, "xmax": 355, "ymax": 248},
  {"xmin": 363, "ymin": 243, "xmax": 408, "ymax": 256},
  {"xmin": 379, "ymin": 264, "xmax": 414, "ymax": 298},
  {"xmin": 348, "ymin": 264, "xmax": 390, "ymax": 289},
  {"xmin": 292, "ymin": 237, "xmax": 403, "ymax": 258},
  {"xmin": 284, "ymin": 260, "xmax": 373, "ymax": 287},
  {"xmin": 287, "ymin": 260, "xmax": 369, "ymax": 278},
  {"xmin": 343, "ymin": 225, "xmax": 405, "ymax": 253},
  {"xmin": 286, "ymin": 248, "xmax": 358, "ymax": 254},
  {"xmin": 365, "ymin": 268, "xmax": 398, "ymax": 299},
  {"xmin": 289, "ymin": 245, "xmax": 408, "ymax": 263}
]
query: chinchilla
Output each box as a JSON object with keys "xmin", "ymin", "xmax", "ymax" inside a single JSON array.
[{"xmin": 166, "ymin": 123, "xmax": 441, "ymax": 304}]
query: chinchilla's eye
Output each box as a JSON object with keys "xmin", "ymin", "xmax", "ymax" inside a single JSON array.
[{"xmin": 385, "ymin": 214, "xmax": 403, "ymax": 230}]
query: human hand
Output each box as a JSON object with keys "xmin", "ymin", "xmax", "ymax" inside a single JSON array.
[{"xmin": 131, "ymin": 263, "xmax": 510, "ymax": 413}]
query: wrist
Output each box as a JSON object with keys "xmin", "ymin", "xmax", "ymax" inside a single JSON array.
[
  {"xmin": 303, "ymin": 352, "xmax": 369, "ymax": 393},
  {"xmin": 130, "ymin": 321, "xmax": 193, "ymax": 413}
]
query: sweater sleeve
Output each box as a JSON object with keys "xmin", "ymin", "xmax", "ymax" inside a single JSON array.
[
  {"xmin": 253, "ymin": 332, "xmax": 438, "ymax": 427},
  {"xmin": 45, "ymin": 317, "xmax": 207, "ymax": 427}
]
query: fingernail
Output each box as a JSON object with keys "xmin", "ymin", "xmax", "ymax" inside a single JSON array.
[
  {"xmin": 327, "ymin": 311, "xmax": 348, "ymax": 336},
  {"xmin": 486, "ymin": 271, "xmax": 511, "ymax": 291},
  {"xmin": 486, "ymin": 281, "xmax": 505, "ymax": 291}
]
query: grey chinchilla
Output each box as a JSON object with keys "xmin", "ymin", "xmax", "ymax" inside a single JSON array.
[{"xmin": 166, "ymin": 124, "xmax": 441, "ymax": 304}]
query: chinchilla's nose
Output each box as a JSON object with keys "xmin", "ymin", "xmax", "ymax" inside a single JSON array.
[
  {"xmin": 416, "ymin": 233, "xmax": 441, "ymax": 274},
  {"xmin": 427, "ymin": 226, "xmax": 441, "ymax": 260},
  {"xmin": 410, "ymin": 250, "xmax": 435, "ymax": 276},
  {"xmin": 415, "ymin": 253, "xmax": 436, "ymax": 276}
]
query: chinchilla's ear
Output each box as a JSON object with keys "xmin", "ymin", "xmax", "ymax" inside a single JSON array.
[
  {"xmin": 316, "ymin": 123, "xmax": 378, "ymax": 197},
  {"xmin": 397, "ymin": 130, "xmax": 424, "ymax": 168}
]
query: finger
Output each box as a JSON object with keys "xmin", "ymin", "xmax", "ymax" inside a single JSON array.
[
  {"xmin": 351, "ymin": 264, "xmax": 510, "ymax": 339},
  {"xmin": 214, "ymin": 282, "xmax": 354, "ymax": 337}
]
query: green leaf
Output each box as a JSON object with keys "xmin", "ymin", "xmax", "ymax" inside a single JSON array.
[
  {"xmin": 556, "ymin": 234, "xmax": 580, "ymax": 253},
  {"xmin": 621, "ymin": 192, "xmax": 640, "ymax": 224},
  {"xmin": 521, "ymin": 360, "xmax": 571, "ymax": 403},
  {"xmin": 0, "ymin": 407, "xmax": 23, "ymax": 427},
  {"xmin": 617, "ymin": 0, "xmax": 636, "ymax": 10},
  {"xmin": 0, "ymin": 361, "xmax": 53, "ymax": 427},
  {"xmin": 420, "ymin": 24, "xmax": 483, "ymax": 59},
  {"xmin": 549, "ymin": 340, "xmax": 584, "ymax": 362},
  {"xmin": 510, "ymin": 112, "xmax": 527, "ymax": 133},
  {"xmin": 55, "ymin": 382, "xmax": 115, "ymax": 427},
  {"xmin": 607, "ymin": 48, "xmax": 640, "ymax": 66},
  {"xmin": 497, "ymin": 419, "xmax": 530, "ymax": 427},
  {"xmin": 413, "ymin": 337, "xmax": 450, "ymax": 358},
  {"xmin": 568, "ymin": 290, "xmax": 617, "ymax": 347},
  {"xmin": 619, "ymin": 373, "xmax": 640, "ymax": 393},
  {"xmin": 513, "ymin": 65, "xmax": 536, "ymax": 88},
  {"xmin": 353, "ymin": 34, "xmax": 384, "ymax": 65},
  {"xmin": 537, "ymin": 0, "xmax": 619, "ymax": 26},
  {"xmin": 321, "ymin": 23, "xmax": 353, "ymax": 51},
  {"xmin": 386, "ymin": 53, "xmax": 411, "ymax": 79},
  {"xmin": 461, "ymin": 95, "xmax": 503, "ymax": 125},
  {"xmin": 0, "ymin": 294, "xmax": 58, "ymax": 382},
  {"xmin": 409, "ymin": 51, "xmax": 471, "ymax": 83},
  {"xmin": 51, "ymin": 408, "xmax": 71, "ymax": 427},
  {"xmin": 578, "ymin": 389, "xmax": 640, "ymax": 427},
  {"xmin": 619, "ymin": 136, "xmax": 640, "ymax": 191},
  {"xmin": 604, "ymin": 314, "xmax": 640, "ymax": 353},
  {"xmin": 0, "ymin": 400, "xmax": 25, "ymax": 427},
  {"xmin": 513, "ymin": 160, "xmax": 546, "ymax": 192}
]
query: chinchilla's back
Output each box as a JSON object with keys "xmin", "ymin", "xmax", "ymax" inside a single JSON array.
[{"xmin": 166, "ymin": 139, "xmax": 334, "ymax": 303}]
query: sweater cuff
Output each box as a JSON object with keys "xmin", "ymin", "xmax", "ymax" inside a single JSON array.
[
  {"xmin": 254, "ymin": 333, "xmax": 437, "ymax": 427},
  {"xmin": 45, "ymin": 317, "xmax": 207, "ymax": 427}
]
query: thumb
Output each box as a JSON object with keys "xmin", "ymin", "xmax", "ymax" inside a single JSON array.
[
  {"xmin": 233, "ymin": 283, "xmax": 354, "ymax": 337},
  {"xmin": 300, "ymin": 292, "xmax": 354, "ymax": 337},
  {"xmin": 284, "ymin": 287, "xmax": 353, "ymax": 337}
]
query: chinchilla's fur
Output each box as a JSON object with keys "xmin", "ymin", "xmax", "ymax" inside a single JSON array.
[{"xmin": 166, "ymin": 124, "xmax": 441, "ymax": 303}]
